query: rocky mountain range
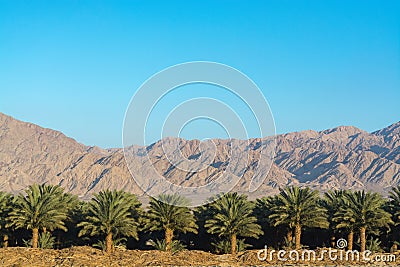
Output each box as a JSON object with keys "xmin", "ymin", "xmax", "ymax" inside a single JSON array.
[{"xmin": 0, "ymin": 112, "xmax": 399, "ymax": 200}]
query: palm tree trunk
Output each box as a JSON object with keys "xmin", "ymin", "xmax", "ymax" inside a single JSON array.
[
  {"xmin": 295, "ymin": 223, "xmax": 301, "ymax": 250},
  {"xmin": 32, "ymin": 228, "xmax": 39, "ymax": 248},
  {"xmin": 231, "ymin": 233, "xmax": 237, "ymax": 255},
  {"xmin": 360, "ymin": 227, "xmax": 366, "ymax": 252},
  {"xmin": 347, "ymin": 230, "xmax": 354, "ymax": 250},
  {"xmin": 105, "ymin": 232, "xmax": 113, "ymax": 253},
  {"xmin": 43, "ymin": 227, "xmax": 47, "ymax": 234},
  {"xmin": 287, "ymin": 228, "xmax": 293, "ymax": 243},
  {"xmin": 3, "ymin": 235, "xmax": 8, "ymax": 248},
  {"xmin": 165, "ymin": 227, "xmax": 173, "ymax": 252},
  {"xmin": 330, "ymin": 235, "xmax": 335, "ymax": 248}
]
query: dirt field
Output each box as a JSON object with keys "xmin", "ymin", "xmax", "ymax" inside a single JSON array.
[{"xmin": 0, "ymin": 246, "xmax": 399, "ymax": 266}]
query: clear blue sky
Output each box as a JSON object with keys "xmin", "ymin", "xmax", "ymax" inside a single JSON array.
[{"xmin": 0, "ymin": 0, "xmax": 399, "ymax": 148}]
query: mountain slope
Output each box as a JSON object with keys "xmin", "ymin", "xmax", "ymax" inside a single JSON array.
[{"xmin": 0, "ymin": 112, "xmax": 399, "ymax": 198}]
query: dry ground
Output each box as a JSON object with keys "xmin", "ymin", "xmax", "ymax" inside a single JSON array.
[{"xmin": 0, "ymin": 246, "xmax": 399, "ymax": 266}]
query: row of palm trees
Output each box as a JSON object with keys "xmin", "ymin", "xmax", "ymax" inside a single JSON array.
[
  {"xmin": 0, "ymin": 184, "xmax": 399, "ymax": 254},
  {"xmin": 260, "ymin": 187, "xmax": 395, "ymax": 252}
]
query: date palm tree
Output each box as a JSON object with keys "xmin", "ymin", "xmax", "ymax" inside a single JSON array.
[
  {"xmin": 256, "ymin": 195, "xmax": 298, "ymax": 248},
  {"xmin": 0, "ymin": 192, "xmax": 13, "ymax": 247},
  {"xmin": 204, "ymin": 192, "xmax": 263, "ymax": 255},
  {"xmin": 269, "ymin": 186, "xmax": 328, "ymax": 249},
  {"xmin": 7, "ymin": 184, "xmax": 76, "ymax": 248},
  {"xmin": 322, "ymin": 190, "xmax": 351, "ymax": 248},
  {"xmin": 389, "ymin": 186, "xmax": 400, "ymax": 223},
  {"xmin": 334, "ymin": 190, "xmax": 392, "ymax": 252},
  {"xmin": 145, "ymin": 194, "xmax": 198, "ymax": 252},
  {"xmin": 388, "ymin": 186, "xmax": 400, "ymax": 250},
  {"xmin": 331, "ymin": 197, "xmax": 356, "ymax": 250},
  {"xmin": 78, "ymin": 190, "xmax": 142, "ymax": 253}
]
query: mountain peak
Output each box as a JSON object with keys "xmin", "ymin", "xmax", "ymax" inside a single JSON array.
[
  {"xmin": 321, "ymin": 125, "xmax": 364, "ymax": 136},
  {"xmin": 373, "ymin": 121, "xmax": 400, "ymax": 137},
  {"xmin": 1, "ymin": 112, "xmax": 399, "ymax": 198}
]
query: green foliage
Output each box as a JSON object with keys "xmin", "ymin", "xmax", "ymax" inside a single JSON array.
[
  {"xmin": 269, "ymin": 186, "xmax": 328, "ymax": 229},
  {"xmin": 23, "ymin": 232, "xmax": 55, "ymax": 249},
  {"xmin": 283, "ymin": 235, "xmax": 295, "ymax": 249},
  {"xmin": 93, "ymin": 237, "xmax": 127, "ymax": 250},
  {"xmin": 148, "ymin": 239, "xmax": 186, "ymax": 253},
  {"xmin": 7, "ymin": 184, "xmax": 77, "ymax": 232},
  {"xmin": 3, "ymin": 183, "xmax": 400, "ymax": 252},
  {"xmin": 389, "ymin": 186, "xmax": 400, "ymax": 224},
  {"xmin": 204, "ymin": 192, "xmax": 263, "ymax": 239},
  {"xmin": 321, "ymin": 190, "xmax": 347, "ymax": 231},
  {"xmin": 145, "ymin": 194, "xmax": 198, "ymax": 235},
  {"xmin": 0, "ymin": 192, "xmax": 13, "ymax": 227},
  {"xmin": 78, "ymin": 190, "xmax": 142, "ymax": 239},
  {"xmin": 0, "ymin": 191, "xmax": 13, "ymax": 244},
  {"xmin": 39, "ymin": 232, "xmax": 56, "ymax": 249},
  {"xmin": 254, "ymin": 196, "xmax": 275, "ymax": 224},
  {"xmin": 334, "ymin": 190, "xmax": 393, "ymax": 235},
  {"xmin": 212, "ymin": 238, "xmax": 250, "ymax": 254},
  {"xmin": 367, "ymin": 237, "xmax": 383, "ymax": 252}
]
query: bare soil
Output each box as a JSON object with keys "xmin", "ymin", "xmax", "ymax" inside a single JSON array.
[{"xmin": 0, "ymin": 246, "xmax": 399, "ymax": 266}]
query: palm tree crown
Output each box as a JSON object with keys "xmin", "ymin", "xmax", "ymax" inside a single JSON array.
[
  {"xmin": 0, "ymin": 191, "xmax": 12, "ymax": 228},
  {"xmin": 204, "ymin": 192, "xmax": 263, "ymax": 254},
  {"xmin": 322, "ymin": 190, "xmax": 349, "ymax": 248},
  {"xmin": 389, "ymin": 186, "xmax": 400, "ymax": 223},
  {"xmin": 269, "ymin": 186, "xmax": 328, "ymax": 249},
  {"xmin": 145, "ymin": 194, "xmax": 198, "ymax": 251},
  {"xmin": 7, "ymin": 183, "xmax": 76, "ymax": 248},
  {"xmin": 78, "ymin": 190, "xmax": 141, "ymax": 253},
  {"xmin": 334, "ymin": 190, "xmax": 393, "ymax": 252}
]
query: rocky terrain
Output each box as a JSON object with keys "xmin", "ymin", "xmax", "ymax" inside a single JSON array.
[{"xmin": 0, "ymin": 112, "xmax": 399, "ymax": 199}]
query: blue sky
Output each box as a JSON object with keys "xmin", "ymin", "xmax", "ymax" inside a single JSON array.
[{"xmin": 0, "ymin": 0, "xmax": 399, "ymax": 148}]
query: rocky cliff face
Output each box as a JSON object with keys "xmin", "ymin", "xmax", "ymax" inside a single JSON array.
[{"xmin": 0, "ymin": 112, "xmax": 399, "ymax": 199}]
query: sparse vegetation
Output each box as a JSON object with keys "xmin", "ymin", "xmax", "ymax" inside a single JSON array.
[
  {"xmin": 148, "ymin": 238, "xmax": 186, "ymax": 253},
  {"xmin": 212, "ymin": 238, "xmax": 251, "ymax": 254},
  {"xmin": 23, "ymin": 232, "xmax": 55, "ymax": 249}
]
